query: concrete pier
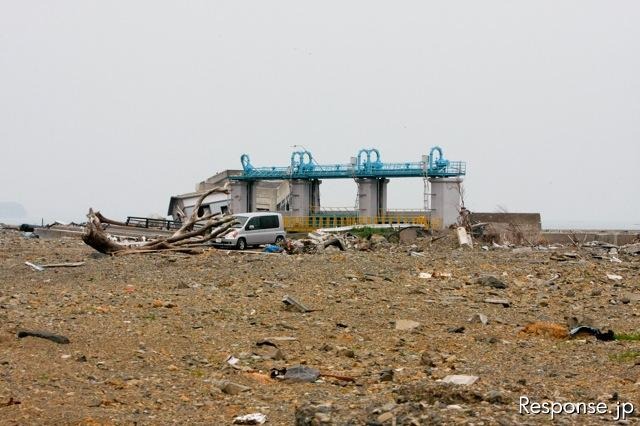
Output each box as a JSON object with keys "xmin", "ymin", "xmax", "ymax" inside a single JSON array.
[
  {"xmin": 429, "ymin": 177, "xmax": 463, "ymax": 228},
  {"xmin": 229, "ymin": 180, "xmax": 253, "ymax": 214},
  {"xmin": 356, "ymin": 178, "xmax": 389, "ymax": 217},
  {"xmin": 288, "ymin": 179, "xmax": 321, "ymax": 217}
]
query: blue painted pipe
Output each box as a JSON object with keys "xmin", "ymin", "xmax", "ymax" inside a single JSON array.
[
  {"xmin": 290, "ymin": 150, "xmax": 314, "ymax": 172},
  {"xmin": 428, "ymin": 146, "xmax": 449, "ymax": 170},
  {"xmin": 240, "ymin": 154, "xmax": 253, "ymax": 171},
  {"xmin": 356, "ymin": 148, "xmax": 383, "ymax": 171}
]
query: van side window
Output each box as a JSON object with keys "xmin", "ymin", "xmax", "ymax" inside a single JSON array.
[
  {"xmin": 246, "ymin": 217, "xmax": 261, "ymax": 230},
  {"xmin": 259, "ymin": 215, "xmax": 279, "ymax": 229}
]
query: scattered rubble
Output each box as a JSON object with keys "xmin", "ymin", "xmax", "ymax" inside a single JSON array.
[
  {"xmin": 621, "ymin": 243, "xmax": 640, "ymax": 255},
  {"xmin": 1, "ymin": 226, "xmax": 639, "ymax": 424},
  {"xmin": 232, "ymin": 413, "xmax": 267, "ymax": 425},
  {"xmin": 82, "ymin": 187, "xmax": 237, "ymax": 255}
]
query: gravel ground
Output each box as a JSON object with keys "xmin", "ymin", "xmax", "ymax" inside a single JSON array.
[{"xmin": 0, "ymin": 230, "xmax": 639, "ymax": 425}]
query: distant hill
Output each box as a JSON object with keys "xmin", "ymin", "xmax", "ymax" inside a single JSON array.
[{"xmin": 0, "ymin": 201, "xmax": 27, "ymax": 219}]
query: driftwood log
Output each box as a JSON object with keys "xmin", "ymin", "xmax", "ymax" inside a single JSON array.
[{"xmin": 82, "ymin": 186, "xmax": 237, "ymax": 255}]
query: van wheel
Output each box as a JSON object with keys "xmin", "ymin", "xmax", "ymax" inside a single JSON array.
[
  {"xmin": 236, "ymin": 238, "xmax": 247, "ymax": 250},
  {"xmin": 275, "ymin": 235, "xmax": 285, "ymax": 244}
]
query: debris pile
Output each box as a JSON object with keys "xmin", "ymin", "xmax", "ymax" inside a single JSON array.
[{"xmin": 82, "ymin": 186, "xmax": 237, "ymax": 255}]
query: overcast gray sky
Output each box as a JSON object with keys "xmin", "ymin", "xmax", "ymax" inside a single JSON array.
[{"xmin": 1, "ymin": 1, "xmax": 638, "ymax": 228}]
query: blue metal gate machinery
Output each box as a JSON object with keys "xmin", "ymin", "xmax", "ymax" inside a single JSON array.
[{"xmin": 230, "ymin": 146, "xmax": 466, "ymax": 181}]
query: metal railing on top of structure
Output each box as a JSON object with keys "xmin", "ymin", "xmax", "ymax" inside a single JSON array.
[
  {"xmin": 125, "ymin": 216, "xmax": 205, "ymax": 231},
  {"xmin": 310, "ymin": 207, "xmax": 429, "ymax": 215},
  {"xmin": 126, "ymin": 216, "xmax": 184, "ymax": 230},
  {"xmin": 310, "ymin": 206, "xmax": 358, "ymax": 214},
  {"xmin": 283, "ymin": 214, "xmax": 440, "ymax": 233}
]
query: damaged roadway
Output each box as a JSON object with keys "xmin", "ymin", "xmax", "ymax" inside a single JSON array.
[{"xmin": 1, "ymin": 229, "xmax": 639, "ymax": 424}]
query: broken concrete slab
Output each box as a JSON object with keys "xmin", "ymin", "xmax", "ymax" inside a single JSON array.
[
  {"xmin": 395, "ymin": 319, "xmax": 421, "ymax": 331},
  {"xmin": 621, "ymin": 243, "xmax": 640, "ymax": 255},
  {"xmin": 398, "ymin": 227, "xmax": 419, "ymax": 243},
  {"xmin": 232, "ymin": 412, "xmax": 267, "ymax": 425},
  {"xmin": 483, "ymin": 298, "xmax": 511, "ymax": 308},
  {"xmin": 456, "ymin": 227, "xmax": 473, "ymax": 248},
  {"xmin": 512, "ymin": 247, "xmax": 533, "ymax": 254},
  {"xmin": 275, "ymin": 365, "xmax": 321, "ymax": 383},
  {"xmin": 476, "ymin": 275, "xmax": 508, "ymax": 289},
  {"xmin": 282, "ymin": 295, "xmax": 311, "ymax": 313},
  {"xmin": 468, "ymin": 313, "xmax": 488, "ymax": 325},
  {"xmin": 24, "ymin": 261, "xmax": 44, "ymax": 272},
  {"xmin": 212, "ymin": 380, "xmax": 251, "ymax": 395},
  {"xmin": 441, "ymin": 375, "xmax": 479, "ymax": 385}
]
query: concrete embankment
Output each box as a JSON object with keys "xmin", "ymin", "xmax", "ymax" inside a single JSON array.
[{"xmin": 542, "ymin": 229, "xmax": 639, "ymax": 245}]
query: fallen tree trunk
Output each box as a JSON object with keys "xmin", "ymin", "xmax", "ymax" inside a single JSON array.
[
  {"xmin": 82, "ymin": 186, "xmax": 237, "ymax": 255},
  {"xmin": 94, "ymin": 211, "xmax": 128, "ymax": 227},
  {"xmin": 113, "ymin": 247, "xmax": 207, "ymax": 256},
  {"xmin": 82, "ymin": 209, "xmax": 127, "ymax": 254}
]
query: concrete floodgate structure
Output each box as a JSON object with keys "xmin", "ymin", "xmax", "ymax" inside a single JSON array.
[{"xmin": 228, "ymin": 147, "xmax": 467, "ymax": 231}]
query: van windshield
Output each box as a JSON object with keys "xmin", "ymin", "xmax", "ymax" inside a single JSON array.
[{"xmin": 232, "ymin": 216, "xmax": 249, "ymax": 228}]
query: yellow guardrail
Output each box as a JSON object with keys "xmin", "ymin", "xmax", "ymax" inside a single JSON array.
[{"xmin": 283, "ymin": 215, "xmax": 441, "ymax": 233}]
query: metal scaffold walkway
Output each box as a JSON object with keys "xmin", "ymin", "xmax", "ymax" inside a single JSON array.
[{"xmin": 229, "ymin": 146, "xmax": 466, "ymax": 181}]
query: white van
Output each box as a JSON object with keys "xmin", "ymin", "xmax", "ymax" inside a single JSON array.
[{"xmin": 214, "ymin": 212, "xmax": 286, "ymax": 250}]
